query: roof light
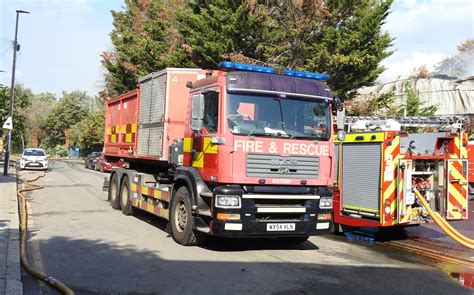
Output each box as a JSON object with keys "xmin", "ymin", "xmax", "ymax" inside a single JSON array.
[
  {"xmin": 218, "ymin": 61, "xmax": 329, "ymax": 80},
  {"xmin": 285, "ymin": 69, "xmax": 329, "ymax": 80},
  {"xmin": 218, "ymin": 61, "xmax": 274, "ymax": 74}
]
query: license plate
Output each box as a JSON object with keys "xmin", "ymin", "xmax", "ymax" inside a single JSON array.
[
  {"xmin": 266, "ymin": 223, "xmax": 295, "ymax": 231},
  {"xmin": 30, "ymin": 163, "xmax": 40, "ymax": 166}
]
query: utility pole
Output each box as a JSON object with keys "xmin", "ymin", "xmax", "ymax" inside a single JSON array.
[{"xmin": 3, "ymin": 10, "xmax": 30, "ymax": 176}]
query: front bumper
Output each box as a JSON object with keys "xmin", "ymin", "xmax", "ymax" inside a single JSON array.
[
  {"xmin": 20, "ymin": 161, "xmax": 48, "ymax": 169},
  {"xmin": 206, "ymin": 185, "xmax": 333, "ymax": 238},
  {"xmin": 211, "ymin": 219, "xmax": 331, "ymax": 238}
]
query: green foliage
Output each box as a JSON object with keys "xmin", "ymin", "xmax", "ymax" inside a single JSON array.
[
  {"xmin": 46, "ymin": 144, "xmax": 68, "ymax": 158},
  {"xmin": 103, "ymin": 0, "xmax": 191, "ymax": 95},
  {"xmin": 103, "ymin": 0, "xmax": 393, "ymax": 100},
  {"xmin": 40, "ymin": 91, "xmax": 89, "ymax": 150},
  {"xmin": 347, "ymin": 92, "xmax": 398, "ymax": 116},
  {"xmin": 0, "ymin": 84, "xmax": 32, "ymax": 152},
  {"xmin": 69, "ymin": 110, "xmax": 105, "ymax": 155},
  {"xmin": 24, "ymin": 91, "xmax": 56, "ymax": 147},
  {"xmin": 398, "ymin": 82, "xmax": 437, "ymax": 117}
]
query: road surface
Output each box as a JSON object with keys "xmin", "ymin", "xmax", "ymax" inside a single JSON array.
[{"xmin": 20, "ymin": 160, "xmax": 471, "ymax": 294}]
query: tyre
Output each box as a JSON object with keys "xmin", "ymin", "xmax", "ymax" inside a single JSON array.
[
  {"xmin": 170, "ymin": 186, "xmax": 201, "ymax": 246},
  {"xmin": 120, "ymin": 176, "xmax": 134, "ymax": 215},
  {"xmin": 278, "ymin": 236, "xmax": 309, "ymax": 244},
  {"xmin": 109, "ymin": 173, "xmax": 121, "ymax": 210}
]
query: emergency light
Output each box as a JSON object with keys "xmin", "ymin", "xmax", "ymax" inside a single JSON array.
[{"xmin": 218, "ymin": 61, "xmax": 330, "ymax": 80}]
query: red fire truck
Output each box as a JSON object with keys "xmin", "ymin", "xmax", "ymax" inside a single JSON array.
[
  {"xmin": 468, "ymin": 141, "xmax": 474, "ymax": 196},
  {"xmin": 103, "ymin": 62, "xmax": 342, "ymax": 245},
  {"xmin": 332, "ymin": 116, "xmax": 469, "ymax": 231}
]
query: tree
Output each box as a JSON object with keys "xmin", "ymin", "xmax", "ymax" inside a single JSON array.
[
  {"xmin": 69, "ymin": 110, "xmax": 105, "ymax": 155},
  {"xmin": 103, "ymin": 0, "xmax": 394, "ymax": 100},
  {"xmin": 177, "ymin": 0, "xmax": 393, "ymax": 100},
  {"xmin": 347, "ymin": 92, "xmax": 398, "ymax": 116},
  {"xmin": 40, "ymin": 91, "xmax": 89, "ymax": 151},
  {"xmin": 434, "ymin": 39, "xmax": 474, "ymax": 77},
  {"xmin": 0, "ymin": 84, "xmax": 32, "ymax": 152},
  {"xmin": 23, "ymin": 92, "xmax": 56, "ymax": 147},
  {"xmin": 102, "ymin": 0, "xmax": 190, "ymax": 96},
  {"xmin": 398, "ymin": 81, "xmax": 437, "ymax": 117}
]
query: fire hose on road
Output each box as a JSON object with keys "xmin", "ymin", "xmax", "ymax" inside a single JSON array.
[
  {"xmin": 17, "ymin": 171, "xmax": 75, "ymax": 295},
  {"xmin": 413, "ymin": 188, "xmax": 474, "ymax": 250}
]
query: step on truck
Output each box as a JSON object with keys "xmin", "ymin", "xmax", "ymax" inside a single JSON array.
[
  {"xmin": 332, "ymin": 116, "xmax": 469, "ymax": 231},
  {"xmin": 104, "ymin": 62, "xmax": 343, "ymax": 245}
]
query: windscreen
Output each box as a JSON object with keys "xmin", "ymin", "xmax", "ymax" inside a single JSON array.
[
  {"xmin": 227, "ymin": 93, "xmax": 330, "ymax": 140},
  {"xmin": 23, "ymin": 150, "xmax": 46, "ymax": 157}
]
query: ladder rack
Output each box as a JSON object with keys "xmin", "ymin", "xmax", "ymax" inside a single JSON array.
[{"xmin": 343, "ymin": 115, "xmax": 466, "ymax": 129}]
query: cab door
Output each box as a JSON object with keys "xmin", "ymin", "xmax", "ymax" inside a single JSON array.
[
  {"xmin": 397, "ymin": 159, "xmax": 414, "ymax": 224},
  {"xmin": 445, "ymin": 159, "xmax": 468, "ymax": 220},
  {"xmin": 184, "ymin": 88, "xmax": 221, "ymax": 180}
]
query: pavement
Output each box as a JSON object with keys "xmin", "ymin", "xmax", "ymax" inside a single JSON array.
[{"xmin": 0, "ymin": 164, "xmax": 22, "ymax": 295}]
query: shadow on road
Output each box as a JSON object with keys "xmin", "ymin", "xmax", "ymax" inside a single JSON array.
[{"xmin": 21, "ymin": 234, "xmax": 471, "ymax": 295}]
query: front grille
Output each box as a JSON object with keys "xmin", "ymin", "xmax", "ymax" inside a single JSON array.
[
  {"xmin": 246, "ymin": 154, "xmax": 319, "ymax": 178},
  {"xmin": 243, "ymin": 194, "xmax": 317, "ymax": 221}
]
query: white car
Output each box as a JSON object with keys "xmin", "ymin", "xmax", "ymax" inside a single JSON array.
[{"xmin": 20, "ymin": 148, "xmax": 49, "ymax": 170}]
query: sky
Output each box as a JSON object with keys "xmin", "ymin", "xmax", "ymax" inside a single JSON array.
[{"xmin": 0, "ymin": 0, "xmax": 473, "ymax": 98}]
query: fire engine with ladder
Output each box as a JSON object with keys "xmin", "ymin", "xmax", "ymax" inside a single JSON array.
[{"xmin": 332, "ymin": 115, "xmax": 470, "ymax": 240}]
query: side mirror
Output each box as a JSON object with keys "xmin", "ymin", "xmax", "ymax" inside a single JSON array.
[
  {"xmin": 332, "ymin": 96, "xmax": 344, "ymax": 112},
  {"xmin": 336, "ymin": 106, "xmax": 345, "ymax": 131},
  {"xmin": 191, "ymin": 94, "xmax": 205, "ymax": 132},
  {"xmin": 191, "ymin": 119, "xmax": 204, "ymax": 131}
]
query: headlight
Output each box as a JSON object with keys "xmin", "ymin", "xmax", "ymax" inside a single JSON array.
[
  {"xmin": 215, "ymin": 195, "xmax": 241, "ymax": 208},
  {"xmin": 319, "ymin": 197, "xmax": 333, "ymax": 209}
]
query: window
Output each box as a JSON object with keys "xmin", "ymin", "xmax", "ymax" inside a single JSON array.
[
  {"xmin": 203, "ymin": 91, "xmax": 219, "ymax": 133},
  {"xmin": 23, "ymin": 149, "xmax": 46, "ymax": 157},
  {"xmin": 226, "ymin": 93, "xmax": 330, "ymax": 140}
]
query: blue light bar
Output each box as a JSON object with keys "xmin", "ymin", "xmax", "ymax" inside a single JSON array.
[
  {"xmin": 218, "ymin": 61, "xmax": 329, "ymax": 80},
  {"xmin": 218, "ymin": 61, "xmax": 274, "ymax": 74},
  {"xmin": 284, "ymin": 69, "xmax": 330, "ymax": 80}
]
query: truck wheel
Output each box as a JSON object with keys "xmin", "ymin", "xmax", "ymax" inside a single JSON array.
[
  {"xmin": 278, "ymin": 236, "xmax": 309, "ymax": 244},
  {"xmin": 120, "ymin": 176, "xmax": 134, "ymax": 215},
  {"xmin": 109, "ymin": 173, "xmax": 121, "ymax": 210},
  {"xmin": 170, "ymin": 186, "xmax": 199, "ymax": 246}
]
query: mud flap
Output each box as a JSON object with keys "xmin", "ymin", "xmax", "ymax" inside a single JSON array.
[
  {"xmin": 397, "ymin": 159, "xmax": 414, "ymax": 224},
  {"xmin": 446, "ymin": 159, "xmax": 468, "ymax": 220}
]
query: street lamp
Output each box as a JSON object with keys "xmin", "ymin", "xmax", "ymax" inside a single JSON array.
[{"xmin": 3, "ymin": 10, "xmax": 29, "ymax": 176}]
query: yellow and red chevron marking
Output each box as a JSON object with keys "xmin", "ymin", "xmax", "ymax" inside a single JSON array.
[
  {"xmin": 451, "ymin": 135, "xmax": 461, "ymax": 159},
  {"xmin": 120, "ymin": 123, "xmax": 137, "ymax": 143},
  {"xmin": 106, "ymin": 124, "xmax": 137, "ymax": 144},
  {"xmin": 107, "ymin": 125, "xmax": 120, "ymax": 143},
  {"xmin": 130, "ymin": 183, "xmax": 170, "ymax": 202},
  {"xmin": 132, "ymin": 199, "xmax": 169, "ymax": 220},
  {"xmin": 447, "ymin": 160, "xmax": 467, "ymax": 220},
  {"xmin": 381, "ymin": 134, "xmax": 401, "ymax": 226},
  {"xmin": 183, "ymin": 137, "xmax": 218, "ymax": 169}
]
